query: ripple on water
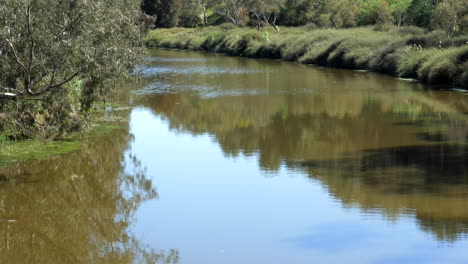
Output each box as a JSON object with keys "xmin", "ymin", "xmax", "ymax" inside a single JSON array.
[
  {"xmin": 145, "ymin": 56, "xmax": 208, "ymax": 62},
  {"xmin": 140, "ymin": 65, "xmax": 264, "ymax": 77},
  {"xmin": 133, "ymin": 81, "xmax": 266, "ymax": 98}
]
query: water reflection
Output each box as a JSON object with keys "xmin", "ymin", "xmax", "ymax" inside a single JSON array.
[
  {"xmin": 138, "ymin": 49, "xmax": 468, "ymax": 243},
  {"xmin": 290, "ymin": 144, "xmax": 468, "ymax": 242},
  {"xmin": 0, "ymin": 113, "xmax": 177, "ymax": 263},
  {"xmin": 2, "ymin": 48, "xmax": 468, "ymax": 263}
]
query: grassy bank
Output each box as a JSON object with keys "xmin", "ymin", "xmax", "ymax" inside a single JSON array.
[
  {"xmin": 145, "ymin": 25, "xmax": 468, "ymax": 89},
  {"xmin": 0, "ymin": 138, "xmax": 81, "ymax": 168},
  {"xmin": 0, "ymin": 105, "xmax": 128, "ymax": 168}
]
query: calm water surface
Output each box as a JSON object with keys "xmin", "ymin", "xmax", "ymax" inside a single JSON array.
[{"xmin": 1, "ymin": 49, "xmax": 468, "ymax": 264}]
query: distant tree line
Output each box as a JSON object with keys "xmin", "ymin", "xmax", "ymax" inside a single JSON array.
[{"xmin": 141, "ymin": 0, "xmax": 467, "ymax": 35}]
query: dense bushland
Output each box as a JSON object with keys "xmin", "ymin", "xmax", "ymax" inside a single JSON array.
[
  {"xmin": 142, "ymin": 0, "xmax": 468, "ymax": 38},
  {"xmin": 146, "ymin": 26, "xmax": 468, "ymax": 88}
]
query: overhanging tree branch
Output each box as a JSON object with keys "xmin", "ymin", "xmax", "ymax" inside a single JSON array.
[
  {"xmin": 1, "ymin": 68, "xmax": 83, "ymax": 100},
  {"xmin": 49, "ymin": 69, "xmax": 84, "ymax": 89},
  {"xmin": 0, "ymin": 92, "xmax": 20, "ymax": 100}
]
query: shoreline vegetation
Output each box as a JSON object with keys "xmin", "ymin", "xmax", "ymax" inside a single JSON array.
[
  {"xmin": 0, "ymin": 105, "xmax": 127, "ymax": 168},
  {"xmin": 0, "ymin": 0, "xmax": 142, "ymax": 140},
  {"xmin": 145, "ymin": 25, "xmax": 468, "ymax": 89}
]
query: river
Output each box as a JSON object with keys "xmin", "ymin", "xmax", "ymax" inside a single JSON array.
[{"xmin": 1, "ymin": 49, "xmax": 468, "ymax": 264}]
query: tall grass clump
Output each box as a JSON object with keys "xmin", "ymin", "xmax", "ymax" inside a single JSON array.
[
  {"xmin": 417, "ymin": 46, "xmax": 468, "ymax": 84},
  {"xmin": 218, "ymin": 28, "xmax": 265, "ymax": 56},
  {"xmin": 146, "ymin": 26, "xmax": 468, "ymax": 88}
]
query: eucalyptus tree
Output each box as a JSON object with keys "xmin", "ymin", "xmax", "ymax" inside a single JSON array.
[
  {"xmin": 377, "ymin": 1, "xmax": 394, "ymax": 24},
  {"xmin": 431, "ymin": 0, "xmax": 468, "ymax": 36},
  {"xmin": 216, "ymin": 0, "xmax": 249, "ymax": 25},
  {"xmin": 196, "ymin": 0, "xmax": 218, "ymax": 26},
  {"xmin": 179, "ymin": 0, "xmax": 202, "ymax": 27},
  {"xmin": 278, "ymin": 0, "xmax": 318, "ymax": 26},
  {"xmin": 0, "ymin": 0, "xmax": 144, "ymax": 138},
  {"xmin": 323, "ymin": 0, "xmax": 360, "ymax": 28},
  {"xmin": 155, "ymin": 0, "xmax": 184, "ymax": 27},
  {"xmin": 248, "ymin": 0, "xmax": 286, "ymax": 31},
  {"xmin": 407, "ymin": 0, "xmax": 436, "ymax": 28},
  {"xmin": 389, "ymin": 0, "xmax": 412, "ymax": 26}
]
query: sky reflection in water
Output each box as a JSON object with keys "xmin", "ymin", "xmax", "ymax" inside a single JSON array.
[
  {"xmin": 128, "ymin": 49, "xmax": 468, "ymax": 264},
  {"xmin": 2, "ymin": 48, "xmax": 468, "ymax": 264}
]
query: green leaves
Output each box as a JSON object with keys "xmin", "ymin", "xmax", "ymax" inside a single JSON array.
[{"xmin": 0, "ymin": 0, "xmax": 144, "ymax": 138}]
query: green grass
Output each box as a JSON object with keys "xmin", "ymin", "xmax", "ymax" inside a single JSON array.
[
  {"xmin": 417, "ymin": 46, "xmax": 468, "ymax": 84},
  {"xmin": 145, "ymin": 26, "xmax": 468, "ymax": 88},
  {"xmin": 0, "ymin": 139, "xmax": 80, "ymax": 168},
  {"xmin": 0, "ymin": 124, "xmax": 123, "ymax": 168}
]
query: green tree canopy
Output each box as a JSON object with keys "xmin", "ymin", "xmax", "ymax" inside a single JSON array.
[
  {"xmin": 431, "ymin": 0, "xmax": 468, "ymax": 36},
  {"xmin": 0, "ymin": 0, "xmax": 143, "ymax": 138}
]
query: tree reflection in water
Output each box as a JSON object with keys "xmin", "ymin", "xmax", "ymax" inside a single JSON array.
[
  {"xmin": 141, "ymin": 83, "xmax": 468, "ymax": 243},
  {"xmin": 290, "ymin": 144, "xmax": 468, "ymax": 243},
  {"xmin": 0, "ymin": 120, "xmax": 178, "ymax": 264}
]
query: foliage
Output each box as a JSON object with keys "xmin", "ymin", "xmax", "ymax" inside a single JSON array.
[
  {"xmin": 324, "ymin": 0, "xmax": 360, "ymax": 28},
  {"xmin": 0, "ymin": 0, "xmax": 144, "ymax": 139},
  {"xmin": 431, "ymin": 0, "xmax": 468, "ymax": 37},
  {"xmin": 389, "ymin": 0, "xmax": 412, "ymax": 26},
  {"xmin": 215, "ymin": 0, "xmax": 250, "ymax": 25},
  {"xmin": 406, "ymin": 0, "xmax": 436, "ymax": 28},
  {"xmin": 179, "ymin": 0, "xmax": 203, "ymax": 27},
  {"xmin": 141, "ymin": 0, "xmax": 468, "ymax": 36},
  {"xmin": 0, "ymin": 139, "xmax": 80, "ymax": 167},
  {"xmin": 247, "ymin": 0, "xmax": 285, "ymax": 30},
  {"xmin": 278, "ymin": 0, "xmax": 317, "ymax": 26},
  {"xmin": 377, "ymin": 1, "xmax": 394, "ymax": 25},
  {"xmin": 142, "ymin": 0, "xmax": 183, "ymax": 27}
]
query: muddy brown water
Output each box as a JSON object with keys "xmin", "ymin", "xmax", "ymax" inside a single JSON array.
[{"xmin": 1, "ymin": 49, "xmax": 468, "ymax": 264}]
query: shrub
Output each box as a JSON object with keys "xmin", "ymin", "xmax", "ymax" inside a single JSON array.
[
  {"xmin": 417, "ymin": 46, "xmax": 468, "ymax": 84},
  {"xmin": 219, "ymin": 23, "xmax": 237, "ymax": 31},
  {"xmin": 219, "ymin": 29, "xmax": 264, "ymax": 56},
  {"xmin": 303, "ymin": 23, "xmax": 319, "ymax": 31},
  {"xmin": 397, "ymin": 49, "xmax": 434, "ymax": 78},
  {"xmin": 201, "ymin": 31, "xmax": 227, "ymax": 51},
  {"xmin": 398, "ymin": 26, "xmax": 426, "ymax": 36},
  {"xmin": 373, "ymin": 23, "xmax": 397, "ymax": 32}
]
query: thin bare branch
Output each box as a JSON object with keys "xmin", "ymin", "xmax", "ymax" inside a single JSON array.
[
  {"xmin": 48, "ymin": 49, "xmax": 71, "ymax": 89},
  {"xmin": 5, "ymin": 39, "xmax": 28, "ymax": 73},
  {"xmin": 49, "ymin": 69, "xmax": 83, "ymax": 89},
  {"xmin": 29, "ymin": 72, "xmax": 48, "ymax": 91}
]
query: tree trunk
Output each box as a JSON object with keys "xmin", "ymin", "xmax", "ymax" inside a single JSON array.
[
  {"xmin": 271, "ymin": 23, "xmax": 280, "ymax": 31},
  {"xmin": 271, "ymin": 14, "xmax": 280, "ymax": 31},
  {"xmin": 203, "ymin": 7, "xmax": 208, "ymax": 26}
]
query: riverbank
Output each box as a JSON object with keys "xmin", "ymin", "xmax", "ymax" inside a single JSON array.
[
  {"xmin": 145, "ymin": 25, "xmax": 468, "ymax": 89},
  {"xmin": 0, "ymin": 105, "xmax": 128, "ymax": 168}
]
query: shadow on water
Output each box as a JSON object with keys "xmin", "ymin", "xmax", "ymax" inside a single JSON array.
[{"xmin": 0, "ymin": 109, "xmax": 178, "ymax": 264}]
